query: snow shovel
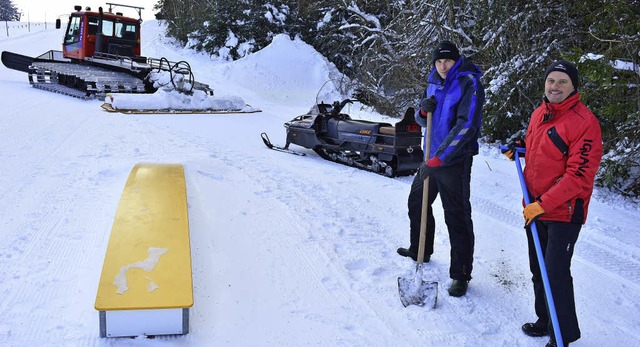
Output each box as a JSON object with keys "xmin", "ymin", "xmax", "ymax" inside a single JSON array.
[
  {"xmin": 510, "ymin": 147, "xmax": 564, "ymax": 347},
  {"xmin": 398, "ymin": 111, "xmax": 438, "ymax": 308}
]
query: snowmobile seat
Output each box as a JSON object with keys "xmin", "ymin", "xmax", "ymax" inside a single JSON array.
[
  {"xmin": 379, "ymin": 126, "xmax": 395, "ymax": 135},
  {"xmin": 338, "ymin": 119, "xmax": 386, "ymax": 135},
  {"xmin": 326, "ymin": 118, "xmax": 391, "ymax": 139},
  {"xmin": 95, "ymin": 163, "xmax": 192, "ymax": 338}
]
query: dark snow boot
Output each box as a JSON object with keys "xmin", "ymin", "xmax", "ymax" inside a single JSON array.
[
  {"xmin": 397, "ymin": 247, "xmax": 430, "ymax": 262},
  {"xmin": 447, "ymin": 280, "xmax": 468, "ymax": 297},
  {"xmin": 546, "ymin": 339, "xmax": 570, "ymax": 347},
  {"xmin": 522, "ymin": 321, "xmax": 549, "ymax": 337}
]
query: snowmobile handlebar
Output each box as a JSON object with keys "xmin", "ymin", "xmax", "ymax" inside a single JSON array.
[{"xmin": 330, "ymin": 99, "xmax": 353, "ymax": 116}]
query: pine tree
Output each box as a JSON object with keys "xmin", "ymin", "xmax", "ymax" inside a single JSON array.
[
  {"xmin": 0, "ymin": 0, "xmax": 20, "ymax": 21},
  {"xmin": 186, "ymin": 1, "xmax": 250, "ymax": 60},
  {"xmin": 472, "ymin": 0, "xmax": 575, "ymax": 142},
  {"xmin": 153, "ymin": 0, "xmax": 203, "ymax": 43},
  {"xmin": 297, "ymin": 0, "xmax": 352, "ymax": 73},
  {"xmin": 569, "ymin": 0, "xmax": 640, "ymax": 196}
]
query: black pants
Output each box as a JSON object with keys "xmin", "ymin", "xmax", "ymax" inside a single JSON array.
[
  {"xmin": 407, "ymin": 157, "xmax": 474, "ymax": 281},
  {"xmin": 526, "ymin": 220, "xmax": 581, "ymax": 343}
]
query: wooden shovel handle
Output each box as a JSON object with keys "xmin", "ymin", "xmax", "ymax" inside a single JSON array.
[{"xmin": 416, "ymin": 112, "xmax": 432, "ymax": 264}]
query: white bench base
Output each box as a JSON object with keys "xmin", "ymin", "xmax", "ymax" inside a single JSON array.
[{"xmin": 99, "ymin": 308, "xmax": 189, "ymax": 337}]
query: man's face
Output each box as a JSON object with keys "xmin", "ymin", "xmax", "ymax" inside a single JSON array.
[
  {"xmin": 435, "ymin": 59, "xmax": 456, "ymax": 79},
  {"xmin": 545, "ymin": 71, "xmax": 575, "ymax": 104}
]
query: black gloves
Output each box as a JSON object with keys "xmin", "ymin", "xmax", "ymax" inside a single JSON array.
[
  {"xmin": 501, "ymin": 139, "xmax": 525, "ymax": 160},
  {"xmin": 418, "ymin": 163, "xmax": 433, "ymax": 181},
  {"xmin": 419, "ymin": 96, "xmax": 437, "ymax": 117}
]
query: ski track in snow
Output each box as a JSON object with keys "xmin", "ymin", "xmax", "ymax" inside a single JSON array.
[
  {"xmin": 0, "ymin": 109, "xmax": 119, "ymax": 342},
  {"xmin": 471, "ymin": 194, "xmax": 640, "ymax": 291},
  {"xmin": 132, "ymin": 118, "xmax": 542, "ymax": 346},
  {"xmin": 145, "ymin": 120, "xmax": 406, "ymax": 345}
]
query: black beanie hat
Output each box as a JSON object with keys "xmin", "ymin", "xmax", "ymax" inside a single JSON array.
[
  {"xmin": 432, "ymin": 41, "xmax": 460, "ymax": 63},
  {"xmin": 544, "ymin": 60, "xmax": 580, "ymax": 89}
]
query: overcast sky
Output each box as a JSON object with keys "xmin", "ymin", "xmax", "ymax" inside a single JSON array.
[{"xmin": 12, "ymin": 1, "xmax": 160, "ymax": 23}]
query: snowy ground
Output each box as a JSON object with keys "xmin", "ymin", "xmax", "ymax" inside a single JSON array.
[{"xmin": 1, "ymin": 20, "xmax": 639, "ymax": 347}]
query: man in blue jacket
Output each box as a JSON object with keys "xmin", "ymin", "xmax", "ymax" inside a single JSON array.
[{"xmin": 397, "ymin": 41, "xmax": 485, "ymax": 297}]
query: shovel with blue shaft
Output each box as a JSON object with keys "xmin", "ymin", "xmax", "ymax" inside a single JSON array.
[
  {"xmin": 398, "ymin": 111, "xmax": 438, "ymax": 308},
  {"xmin": 507, "ymin": 146, "xmax": 564, "ymax": 347}
]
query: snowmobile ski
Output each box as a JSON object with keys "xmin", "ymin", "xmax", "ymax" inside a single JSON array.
[{"xmin": 261, "ymin": 133, "xmax": 306, "ymax": 156}]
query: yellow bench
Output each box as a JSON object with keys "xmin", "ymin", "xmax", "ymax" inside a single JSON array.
[{"xmin": 95, "ymin": 163, "xmax": 193, "ymax": 337}]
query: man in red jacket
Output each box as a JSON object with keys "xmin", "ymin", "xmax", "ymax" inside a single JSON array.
[{"xmin": 504, "ymin": 60, "xmax": 602, "ymax": 347}]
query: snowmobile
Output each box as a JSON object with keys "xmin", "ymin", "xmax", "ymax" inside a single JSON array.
[
  {"xmin": 261, "ymin": 99, "xmax": 424, "ymax": 177},
  {"xmin": 1, "ymin": 3, "xmax": 254, "ymax": 113}
]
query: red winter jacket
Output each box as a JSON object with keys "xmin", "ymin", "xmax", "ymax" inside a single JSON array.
[{"xmin": 523, "ymin": 92, "xmax": 603, "ymax": 224}]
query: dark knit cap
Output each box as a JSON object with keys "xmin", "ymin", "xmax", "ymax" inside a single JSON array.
[
  {"xmin": 432, "ymin": 41, "xmax": 460, "ymax": 63},
  {"xmin": 544, "ymin": 60, "xmax": 580, "ymax": 89}
]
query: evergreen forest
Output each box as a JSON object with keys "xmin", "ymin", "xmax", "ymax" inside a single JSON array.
[{"xmin": 149, "ymin": 1, "xmax": 640, "ymax": 197}]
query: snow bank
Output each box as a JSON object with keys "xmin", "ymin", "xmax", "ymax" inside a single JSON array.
[
  {"xmin": 104, "ymin": 90, "xmax": 257, "ymax": 112},
  {"xmin": 219, "ymin": 34, "xmax": 347, "ymax": 106},
  {"xmin": 141, "ymin": 22, "xmax": 348, "ymax": 109}
]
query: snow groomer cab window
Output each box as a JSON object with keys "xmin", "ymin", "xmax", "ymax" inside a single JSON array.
[
  {"xmin": 64, "ymin": 16, "xmax": 82, "ymax": 44},
  {"xmin": 115, "ymin": 22, "xmax": 137, "ymax": 41},
  {"xmin": 87, "ymin": 17, "xmax": 99, "ymax": 35},
  {"xmin": 101, "ymin": 20, "xmax": 114, "ymax": 37}
]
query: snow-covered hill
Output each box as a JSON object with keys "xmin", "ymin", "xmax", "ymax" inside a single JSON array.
[{"xmin": 0, "ymin": 20, "xmax": 638, "ymax": 347}]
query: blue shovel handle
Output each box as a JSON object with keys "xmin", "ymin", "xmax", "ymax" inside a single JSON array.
[{"xmin": 503, "ymin": 146, "xmax": 564, "ymax": 346}]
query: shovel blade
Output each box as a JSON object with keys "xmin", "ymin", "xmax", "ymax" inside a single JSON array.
[{"xmin": 398, "ymin": 276, "xmax": 438, "ymax": 308}]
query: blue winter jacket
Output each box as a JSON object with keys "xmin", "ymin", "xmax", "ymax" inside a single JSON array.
[{"xmin": 415, "ymin": 56, "xmax": 484, "ymax": 165}]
